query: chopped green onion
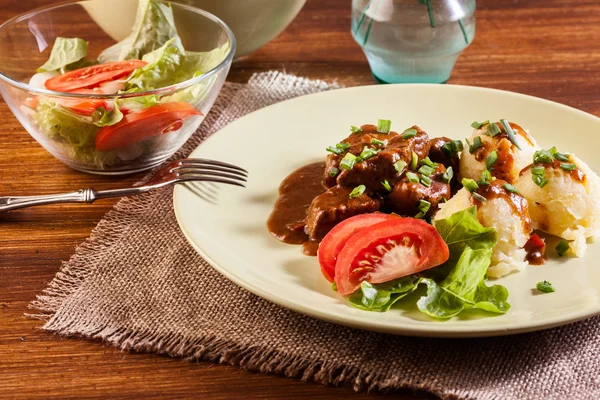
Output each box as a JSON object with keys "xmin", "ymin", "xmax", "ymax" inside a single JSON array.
[
  {"xmin": 533, "ymin": 149, "xmax": 553, "ymax": 164},
  {"xmin": 536, "ymin": 280, "xmax": 554, "ymax": 293},
  {"xmin": 485, "ymin": 150, "xmax": 498, "ymax": 170},
  {"xmin": 472, "ymin": 192, "xmax": 487, "ymax": 204},
  {"xmin": 468, "ymin": 136, "xmax": 483, "ymax": 154},
  {"xmin": 381, "ymin": 180, "xmax": 392, "ymax": 192},
  {"xmin": 331, "ymin": 281, "xmax": 338, "ymax": 291},
  {"xmin": 394, "ymin": 160, "xmax": 407, "ymax": 174},
  {"xmin": 326, "ymin": 146, "xmax": 343, "ymax": 155},
  {"xmin": 441, "ymin": 166, "xmax": 453, "ymax": 183},
  {"xmin": 441, "ymin": 197, "xmax": 448, "ymax": 203},
  {"xmin": 376, "ymin": 119, "xmax": 392, "ymax": 134},
  {"xmin": 340, "ymin": 153, "xmax": 357, "ymax": 170},
  {"xmin": 326, "ymin": 142, "xmax": 350, "ymax": 155},
  {"xmin": 554, "ymin": 151, "xmax": 570, "ymax": 162},
  {"xmin": 420, "ymin": 175, "xmax": 432, "ymax": 187},
  {"xmin": 471, "ymin": 120, "xmax": 490, "ymax": 129},
  {"xmin": 533, "ymin": 175, "xmax": 549, "ymax": 188},
  {"xmin": 406, "ymin": 171, "xmax": 420, "ymax": 183},
  {"xmin": 500, "ymin": 119, "xmax": 522, "ymax": 150},
  {"xmin": 371, "ymin": 138, "xmax": 386, "ymax": 146},
  {"xmin": 441, "ymin": 139, "xmax": 464, "ymax": 157},
  {"xmin": 481, "ymin": 169, "xmax": 492, "ymax": 182},
  {"xmin": 402, "ymin": 128, "xmax": 417, "ymax": 139},
  {"xmin": 349, "ymin": 185, "xmax": 366, "ymax": 198},
  {"xmin": 531, "ymin": 165, "xmax": 546, "ymax": 175},
  {"xmin": 420, "ymin": 156, "xmax": 436, "ymax": 167},
  {"xmin": 328, "ymin": 167, "xmax": 339, "ymax": 177},
  {"xmin": 462, "ymin": 178, "xmax": 479, "ymax": 192},
  {"xmin": 350, "ymin": 125, "xmax": 362, "ymax": 134},
  {"xmin": 415, "ymin": 199, "xmax": 431, "ymax": 219},
  {"xmin": 556, "ymin": 239, "xmax": 570, "ymax": 257},
  {"xmin": 560, "ymin": 163, "xmax": 577, "ymax": 171},
  {"xmin": 418, "ymin": 164, "xmax": 435, "ymax": 177},
  {"xmin": 503, "ymin": 183, "xmax": 519, "ymax": 194},
  {"xmin": 358, "ymin": 146, "xmax": 380, "ymax": 160},
  {"xmin": 487, "ymin": 123, "xmax": 501, "ymax": 136},
  {"xmin": 410, "ymin": 151, "xmax": 418, "ymax": 170}
]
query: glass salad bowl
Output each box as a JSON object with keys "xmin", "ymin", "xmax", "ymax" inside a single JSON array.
[{"xmin": 0, "ymin": 0, "xmax": 235, "ymax": 174}]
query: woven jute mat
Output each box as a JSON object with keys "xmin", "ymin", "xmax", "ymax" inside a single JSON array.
[{"xmin": 30, "ymin": 72, "xmax": 600, "ymax": 400}]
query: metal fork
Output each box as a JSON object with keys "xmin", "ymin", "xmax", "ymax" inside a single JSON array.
[{"xmin": 0, "ymin": 158, "xmax": 247, "ymax": 212}]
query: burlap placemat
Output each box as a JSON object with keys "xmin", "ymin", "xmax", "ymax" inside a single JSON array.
[{"xmin": 30, "ymin": 72, "xmax": 600, "ymax": 400}]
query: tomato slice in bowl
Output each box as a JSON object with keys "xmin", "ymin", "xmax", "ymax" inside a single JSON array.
[
  {"xmin": 317, "ymin": 213, "xmax": 396, "ymax": 282},
  {"xmin": 334, "ymin": 218, "xmax": 449, "ymax": 296},
  {"xmin": 95, "ymin": 102, "xmax": 202, "ymax": 151},
  {"xmin": 45, "ymin": 60, "xmax": 147, "ymax": 92}
]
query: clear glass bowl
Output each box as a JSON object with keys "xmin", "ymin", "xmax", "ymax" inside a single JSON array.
[{"xmin": 0, "ymin": 0, "xmax": 235, "ymax": 175}]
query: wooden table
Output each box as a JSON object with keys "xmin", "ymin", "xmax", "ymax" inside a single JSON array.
[{"xmin": 2, "ymin": 0, "xmax": 600, "ymax": 398}]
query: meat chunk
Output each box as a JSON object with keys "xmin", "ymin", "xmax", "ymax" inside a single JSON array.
[
  {"xmin": 306, "ymin": 185, "xmax": 381, "ymax": 240},
  {"xmin": 386, "ymin": 164, "xmax": 451, "ymax": 217},
  {"xmin": 332, "ymin": 125, "xmax": 431, "ymax": 191},
  {"xmin": 428, "ymin": 137, "xmax": 460, "ymax": 173},
  {"xmin": 324, "ymin": 124, "xmax": 399, "ymax": 187}
]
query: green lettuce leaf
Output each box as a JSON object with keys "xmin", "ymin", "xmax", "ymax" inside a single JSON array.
[
  {"xmin": 159, "ymin": 74, "xmax": 216, "ymax": 105},
  {"xmin": 91, "ymin": 102, "xmax": 123, "ymax": 127},
  {"xmin": 348, "ymin": 276, "xmax": 420, "ymax": 312},
  {"xmin": 125, "ymin": 39, "xmax": 229, "ymax": 91},
  {"xmin": 417, "ymin": 247, "xmax": 510, "ymax": 318},
  {"xmin": 32, "ymin": 99, "xmax": 118, "ymax": 168},
  {"xmin": 117, "ymin": 88, "xmax": 160, "ymax": 111},
  {"xmin": 37, "ymin": 37, "xmax": 89, "ymax": 73},
  {"xmin": 98, "ymin": 0, "xmax": 183, "ymax": 63}
]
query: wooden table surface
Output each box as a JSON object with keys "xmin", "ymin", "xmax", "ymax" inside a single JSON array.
[{"xmin": 2, "ymin": 0, "xmax": 600, "ymax": 398}]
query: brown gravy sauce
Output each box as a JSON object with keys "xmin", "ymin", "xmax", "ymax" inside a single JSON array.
[
  {"xmin": 524, "ymin": 235, "xmax": 548, "ymax": 265},
  {"xmin": 473, "ymin": 180, "xmax": 533, "ymax": 233},
  {"xmin": 520, "ymin": 158, "xmax": 586, "ymax": 184},
  {"xmin": 267, "ymin": 162, "xmax": 326, "ymax": 256}
]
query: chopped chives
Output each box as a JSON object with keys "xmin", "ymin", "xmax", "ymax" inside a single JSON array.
[
  {"xmin": 381, "ymin": 180, "xmax": 392, "ymax": 192},
  {"xmin": 531, "ymin": 166, "xmax": 546, "ymax": 176},
  {"xmin": 487, "ymin": 123, "xmax": 501, "ymax": 136},
  {"xmin": 533, "ymin": 175, "xmax": 549, "ymax": 188},
  {"xmin": 420, "ymin": 175, "xmax": 432, "ymax": 187},
  {"xmin": 441, "ymin": 197, "xmax": 448, "ymax": 203},
  {"xmin": 418, "ymin": 164, "xmax": 435, "ymax": 177},
  {"xmin": 533, "ymin": 149, "xmax": 553, "ymax": 164},
  {"xmin": 500, "ymin": 119, "xmax": 522, "ymax": 150},
  {"xmin": 471, "ymin": 120, "xmax": 490, "ymax": 129},
  {"xmin": 415, "ymin": 199, "xmax": 431, "ymax": 219},
  {"xmin": 326, "ymin": 142, "xmax": 350, "ymax": 155},
  {"xmin": 329, "ymin": 167, "xmax": 339, "ymax": 177},
  {"xmin": 339, "ymin": 153, "xmax": 357, "ymax": 170},
  {"xmin": 349, "ymin": 184, "xmax": 366, "ymax": 198},
  {"xmin": 406, "ymin": 171, "xmax": 420, "ymax": 183},
  {"xmin": 371, "ymin": 138, "xmax": 386, "ymax": 146},
  {"xmin": 350, "ymin": 125, "xmax": 362, "ymax": 134},
  {"xmin": 394, "ymin": 160, "xmax": 407, "ymax": 174},
  {"xmin": 485, "ymin": 150, "xmax": 498, "ymax": 170},
  {"xmin": 478, "ymin": 169, "xmax": 491, "ymax": 186},
  {"xmin": 556, "ymin": 239, "xmax": 570, "ymax": 257},
  {"xmin": 410, "ymin": 151, "xmax": 418, "ymax": 170},
  {"xmin": 358, "ymin": 146, "xmax": 380, "ymax": 160},
  {"xmin": 560, "ymin": 163, "xmax": 577, "ymax": 171},
  {"xmin": 441, "ymin": 166, "xmax": 453, "ymax": 183},
  {"xmin": 376, "ymin": 119, "xmax": 392, "ymax": 134},
  {"xmin": 441, "ymin": 139, "xmax": 464, "ymax": 157},
  {"xmin": 536, "ymin": 280, "xmax": 554, "ymax": 293},
  {"xmin": 468, "ymin": 136, "xmax": 483, "ymax": 153},
  {"xmin": 462, "ymin": 178, "xmax": 479, "ymax": 192},
  {"xmin": 554, "ymin": 151, "xmax": 570, "ymax": 162},
  {"xmin": 402, "ymin": 128, "xmax": 417, "ymax": 139},
  {"xmin": 420, "ymin": 157, "xmax": 436, "ymax": 167},
  {"xmin": 503, "ymin": 183, "xmax": 520, "ymax": 194},
  {"xmin": 472, "ymin": 192, "xmax": 487, "ymax": 203}
]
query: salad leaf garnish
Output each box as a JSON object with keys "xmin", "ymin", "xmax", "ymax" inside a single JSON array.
[
  {"xmin": 37, "ymin": 37, "xmax": 89, "ymax": 73},
  {"xmin": 91, "ymin": 102, "xmax": 123, "ymax": 127},
  {"xmin": 348, "ymin": 276, "xmax": 420, "ymax": 312},
  {"xmin": 125, "ymin": 38, "xmax": 229, "ymax": 91},
  {"xmin": 98, "ymin": 0, "xmax": 183, "ymax": 63}
]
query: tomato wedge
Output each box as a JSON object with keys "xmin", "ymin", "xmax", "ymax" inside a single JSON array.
[
  {"xmin": 318, "ymin": 214, "xmax": 396, "ymax": 282},
  {"xmin": 95, "ymin": 102, "xmax": 202, "ymax": 151},
  {"xmin": 335, "ymin": 218, "xmax": 449, "ymax": 296},
  {"xmin": 45, "ymin": 60, "xmax": 147, "ymax": 92}
]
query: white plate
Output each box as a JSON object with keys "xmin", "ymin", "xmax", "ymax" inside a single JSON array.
[{"xmin": 173, "ymin": 84, "xmax": 600, "ymax": 338}]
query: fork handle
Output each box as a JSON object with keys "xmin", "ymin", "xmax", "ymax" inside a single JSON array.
[{"xmin": 0, "ymin": 186, "xmax": 152, "ymax": 212}]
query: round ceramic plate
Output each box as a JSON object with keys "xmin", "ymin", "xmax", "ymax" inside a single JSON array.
[{"xmin": 173, "ymin": 84, "xmax": 600, "ymax": 338}]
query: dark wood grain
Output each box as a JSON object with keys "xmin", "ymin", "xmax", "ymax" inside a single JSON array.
[{"xmin": 1, "ymin": 0, "xmax": 600, "ymax": 398}]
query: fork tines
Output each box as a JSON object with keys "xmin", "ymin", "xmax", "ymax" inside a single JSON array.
[{"xmin": 173, "ymin": 158, "xmax": 247, "ymax": 187}]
